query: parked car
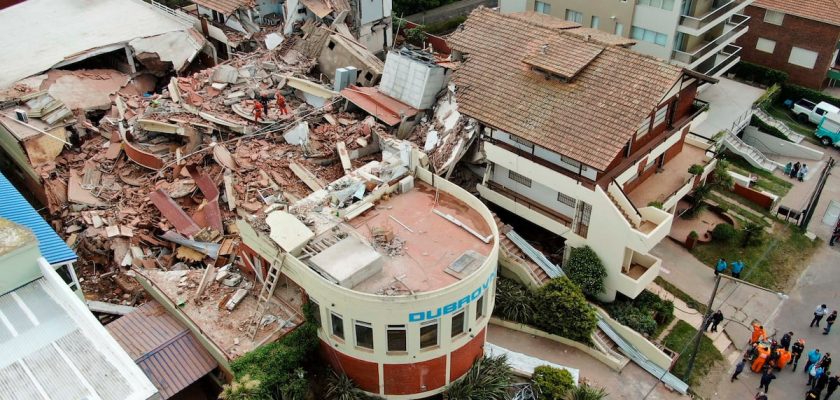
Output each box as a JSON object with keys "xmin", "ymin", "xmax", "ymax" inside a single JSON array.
[
  {"xmin": 791, "ymin": 99, "xmax": 840, "ymax": 124},
  {"xmin": 816, "ymin": 112, "xmax": 840, "ymax": 147}
]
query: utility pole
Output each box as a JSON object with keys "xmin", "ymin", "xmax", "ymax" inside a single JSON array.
[{"xmin": 685, "ymin": 273, "xmax": 721, "ymax": 381}]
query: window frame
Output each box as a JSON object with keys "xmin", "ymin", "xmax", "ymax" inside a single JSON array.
[
  {"xmin": 310, "ymin": 300, "xmax": 322, "ymax": 329},
  {"xmin": 508, "ymin": 170, "xmax": 533, "ymax": 187},
  {"xmin": 420, "ymin": 320, "xmax": 439, "ymax": 349},
  {"xmin": 534, "ymin": 1, "xmax": 551, "ymax": 14},
  {"xmin": 510, "ymin": 134, "xmax": 534, "ymax": 150},
  {"xmin": 354, "ymin": 320, "xmax": 374, "ymax": 350},
  {"xmin": 386, "ymin": 324, "xmax": 407, "ymax": 353},
  {"xmin": 764, "ymin": 10, "xmax": 785, "ymax": 25},
  {"xmin": 565, "ymin": 9, "xmax": 583, "ymax": 23},
  {"xmin": 788, "ymin": 46, "xmax": 819, "ymax": 69},
  {"xmin": 330, "ymin": 312, "xmax": 345, "ymax": 340},
  {"xmin": 653, "ymin": 105, "xmax": 668, "ymax": 128},
  {"xmin": 636, "ymin": 117, "xmax": 651, "ymax": 139},
  {"xmin": 591, "ymin": 15, "xmax": 600, "ymax": 29},
  {"xmin": 557, "ymin": 192, "xmax": 577, "ymax": 208},
  {"xmin": 451, "ymin": 310, "xmax": 467, "ymax": 338},
  {"xmin": 475, "ymin": 294, "xmax": 485, "ymax": 320},
  {"xmin": 756, "ymin": 37, "xmax": 776, "ymax": 54}
]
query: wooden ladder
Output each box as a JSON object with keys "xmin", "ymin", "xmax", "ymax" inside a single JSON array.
[{"xmin": 248, "ymin": 252, "xmax": 287, "ymax": 339}]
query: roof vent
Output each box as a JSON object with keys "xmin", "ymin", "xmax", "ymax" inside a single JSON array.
[{"xmin": 14, "ymin": 109, "xmax": 28, "ymax": 123}]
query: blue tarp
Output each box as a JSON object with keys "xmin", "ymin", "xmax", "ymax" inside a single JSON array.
[{"xmin": 0, "ymin": 173, "xmax": 77, "ymax": 265}]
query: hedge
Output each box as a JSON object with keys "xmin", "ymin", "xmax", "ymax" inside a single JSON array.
[
  {"xmin": 532, "ymin": 365, "xmax": 575, "ymax": 400},
  {"xmin": 730, "ymin": 61, "xmax": 788, "ymax": 86},
  {"xmin": 564, "ymin": 246, "xmax": 607, "ymax": 298},
  {"xmin": 749, "ymin": 114, "xmax": 791, "ymax": 141},
  {"xmin": 599, "ymin": 291, "xmax": 674, "ymax": 337},
  {"xmin": 778, "ymin": 83, "xmax": 840, "ymax": 109}
]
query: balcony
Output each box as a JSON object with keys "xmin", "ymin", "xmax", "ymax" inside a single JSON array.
[
  {"xmin": 678, "ymin": 0, "xmax": 754, "ymax": 35},
  {"xmin": 672, "ymin": 14, "xmax": 749, "ymax": 68},
  {"xmin": 615, "ymin": 250, "xmax": 662, "ymax": 299},
  {"xmin": 702, "ymin": 44, "xmax": 742, "ymax": 77},
  {"xmin": 626, "ymin": 136, "xmax": 716, "ymax": 211},
  {"xmin": 605, "ymin": 182, "xmax": 673, "ymax": 253}
]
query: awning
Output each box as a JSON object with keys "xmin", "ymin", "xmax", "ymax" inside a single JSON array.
[
  {"xmin": 107, "ymin": 301, "xmax": 218, "ymax": 399},
  {"xmin": 340, "ymin": 85, "xmax": 419, "ymax": 126},
  {"xmin": 0, "ymin": 173, "xmax": 77, "ymax": 265}
]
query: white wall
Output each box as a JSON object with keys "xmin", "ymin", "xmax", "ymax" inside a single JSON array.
[
  {"xmin": 743, "ymin": 126, "xmax": 824, "ymax": 161},
  {"xmin": 491, "ymin": 165, "xmax": 578, "ymax": 219},
  {"xmin": 500, "ymin": 0, "xmax": 528, "ymax": 13},
  {"xmin": 490, "ymin": 129, "xmax": 599, "ymax": 181},
  {"xmin": 630, "ymin": 3, "xmax": 682, "ymax": 60}
]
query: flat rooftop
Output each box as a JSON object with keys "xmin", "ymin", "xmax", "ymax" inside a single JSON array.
[
  {"xmin": 302, "ymin": 180, "xmax": 494, "ymax": 295},
  {"xmin": 140, "ymin": 269, "xmax": 305, "ymax": 361}
]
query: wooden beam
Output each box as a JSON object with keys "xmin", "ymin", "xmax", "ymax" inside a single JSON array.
[{"xmin": 336, "ymin": 141, "xmax": 352, "ymax": 174}]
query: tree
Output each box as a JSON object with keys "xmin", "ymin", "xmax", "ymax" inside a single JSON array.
[
  {"xmin": 564, "ymin": 246, "xmax": 607, "ymax": 298},
  {"xmin": 532, "ymin": 277, "xmax": 598, "ymax": 344},
  {"xmin": 444, "ymin": 355, "xmax": 513, "ymax": 400},
  {"xmin": 532, "ymin": 366, "xmax": 575, "ymax": 400},
  {"xmin": 711, "ymin": 223, "xmax": 736, "ymax": 242}
]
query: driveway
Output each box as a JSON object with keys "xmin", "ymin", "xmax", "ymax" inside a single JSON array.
[{"xmin": 693, "ymin": 78, "xmax": 765, "ymax": 138}]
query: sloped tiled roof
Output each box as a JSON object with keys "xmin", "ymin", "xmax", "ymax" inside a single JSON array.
[
  {"xmin": 754, "ymin": 0, "xmax": 840, "ymax": 26},
  {"xmin": 448, "ymin": 8, "xmax": 683, "ymax": 171}
]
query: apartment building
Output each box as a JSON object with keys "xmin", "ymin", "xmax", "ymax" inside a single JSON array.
[
  {"xmin": 500, "ymin": 0, "xmax": 754, "ymax": 77},
  {"xmin": 735, "ymin": 0, "xmax": 840, "ymax": 89},
  {"xmin": 449, "ymin": 9, "xmax": 717, "ymax": 301}
]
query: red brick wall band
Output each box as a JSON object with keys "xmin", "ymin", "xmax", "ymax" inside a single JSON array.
[
  {"xmin": 449, "ymin": 328, "xmax": 487, "ymax": 381},
  {"xmin": 319, "ymin": 341, "xmax": 381, "ymax": 393}
]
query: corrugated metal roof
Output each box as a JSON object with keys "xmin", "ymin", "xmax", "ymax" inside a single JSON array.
[
  {"xmin": 0, "ymin": 173, "xmax": 77, "ymax": 265},
  {"xmin": 0, "ymin": 279, "xmax": 143, "ymax": 400},
  {"xmin": 107, "ymin": 301, "xmax": 218, "ymax": 399}
]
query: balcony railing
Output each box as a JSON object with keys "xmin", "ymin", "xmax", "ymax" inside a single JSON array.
[
  {"xmin": 679, "ymin": 0, "xmax": 750, "ymax": 31},
  {"xmin": 672, "ymin": 14, "xmax": 749, "ymax": 65},
  {"xmin": 702, "ymin": 44, "xmax": 742, "ymax": 76}
]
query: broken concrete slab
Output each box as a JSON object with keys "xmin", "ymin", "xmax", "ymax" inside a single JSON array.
[
  {"xmin": 212, "ymin": 65, "xmax": 240, "ymax": 84},
  {"xmin": 283, "ymin": 122, "xmax": 309, "ymax": 146}
]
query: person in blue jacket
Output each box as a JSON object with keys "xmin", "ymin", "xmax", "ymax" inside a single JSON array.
[
  {"xmin": 806, "ymin": 349, "xmax": 823, "ymax": 375},
  {"xmin": 732, "ymin": 260, "xmax": 745, "ymax": 279},
  {"xmin": 715, "ymin": 258, "xmax": 728, "ymax": 276}
]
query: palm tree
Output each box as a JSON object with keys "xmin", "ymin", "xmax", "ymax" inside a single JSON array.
[
  {"xmin": 562, "ymin": 383, "xmax": 608, "ymax": 400},
  {"xmin": 219, "ymin": 374, "xmax": 263, "ymax": 400}
]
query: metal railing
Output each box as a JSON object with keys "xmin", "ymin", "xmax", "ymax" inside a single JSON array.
[
  {"xmin": 679, "ymin": 0, "xmax": 750, "ymax": 31},
  {"xmin": 672, "ymin": 14, "xmax": 749, "ymax": 65},
  {"xmin": 752, "ymin": 107, "xmax": 806, "ymax": 143},
  {"xmin": 702, "ymin": 44, "xmax": 742, "ymax": 77}
]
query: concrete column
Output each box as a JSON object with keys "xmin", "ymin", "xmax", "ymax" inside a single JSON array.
[{"xmin": 124, "ymin": 46, "xmax": 137, "ymax": 74}]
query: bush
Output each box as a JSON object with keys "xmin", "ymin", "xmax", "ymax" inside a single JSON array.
[
  {"xmin": 711, "ymin": 223, "xmax": 736, "ymax": 242},
  {"xmin": 564, "ymin": 246, "xmax": 607, "ymax": 298},
  {"xmin": 533, "ymin": 366, "xmax": 575, "ymax": 400},
  {"xmin": 230, "ymin": 317, "xmax": 319, "ymax": 398},
  {"xmin": 404, "ymin": 27, "xmax": 428, "ymax": 44},
  {"xmin": 688, "ymin": 231, "xmax": 699, "ymax": 240},
  {"xmin": 494, "ymin": 277, "xmax": 535, "ymax": 323},
  {"xmin": 532, "ymin": 277, "xmax": 598, "ymax": 344},
  {"xmin": 562, "ymin": 383, "xmax": 608, "ymax": 400},
  {"xmin": 779, "ymin": 83, "xmax": 840, "ymax": 109},
  {"xmin": 219, "ymin": 374, "xmax": 263, "ymax": 400},
  {"xmin": 742, "ymin": 222, "xmax": 766, "ymax": 247},
  {"xmin": 325, "ymin": 371, "xmax": 379, "ymax": 400},
  {"xmin": 444, "ymin": 355, "xmax": 513, "ymax": 400},
  {"xmin": 754, "ymin": 83, "xmax": 782, "ymax": 108},
  {"xmin": 688, "ymin": 164, "xmax": 705, "ymax": 175},
  {"xmin": 730, "ymin": 61, "xmax": 789, "ymax": 86},
  {"xmin": 600, "ymin": 291, "xmax": 674, "ymax": 337},
  {"xmin": 647, "ymin": 201, "xmax": 664, "ymax": 209}
]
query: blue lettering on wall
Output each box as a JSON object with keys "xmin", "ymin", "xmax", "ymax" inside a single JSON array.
[{"xmin": 408, "ymin": 271, "xmax": 496, "ymax": 322}]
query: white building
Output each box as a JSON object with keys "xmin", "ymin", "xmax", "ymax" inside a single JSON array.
[
  {"xmin": 449, "ymin": 9, "xmax": 717, "ymax": 301},
  {"xmin": 500, "ymin": 0, "xmax": 754, "ymax": 77},
  {"xmin": 0, "ymin": 218, "xmax": 159, "ymax": 400}
]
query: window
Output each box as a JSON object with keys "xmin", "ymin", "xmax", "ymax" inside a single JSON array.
[
  {"xmin": 331, "ymin": 312, "xmax": 344, "ymax": 339},
  {"xmin": 561, "ymin": 155, "xmax": 581, "ymax": 170},
  {"xmin": 508, "ymin": 170, "xmax": 532, "ymax": 187},
  {"xmin": 310, "ymin": 300, "xmax": 322, "ymax": 328},
  {"xmin": 653, "ymin": 105, "xmax": 668, "ymax": 128},
  {"xmin": 557, "ymin": 192, "xmax": 577, "ymax": 208},
  {"xmin": 387, "ymin": 325, "xmax": 407, "ymax": 352},
  {"xmin": 636, "ymin": 0, "xmax": 674, "ymax": 10},
  {"xmin": 565, "ymin": 9, "xmax": 583, "ymax": 23},
  {"xmin": 534, "ymin": 1, "xmax": 551, "ymax": 14},
  {"xmin": 451, "ymin": 310, "xmax": 466, "ymax": 338},
  {"xmin": 756, "ymin": 38, "xmax": 776, "ymax": 54},
  {"xmin": 764, "ymin": 10, "xmax": 784, "ymax": 25},
  {"xmin": 630, "ymin": 26, "xmax": 668, "ymax": 46},
  {"xmin": 510, "ymin": 134, "xmax": 534, "ymax": 150},
  {"xmin": 636, "ymin": 118, "xmax": 651, "ymax": 139},
  {"xmin": 789, "ymin": 47, "xmax": 819, "ymax": 69},
  {"xmin": 591, "ymin": 16, "xmax": 600, "ymax": 29},
  {"xmin": 420, "ymin": 320, "xmax": 439, "ymax": 349},
  {"xmin": 355, "ymin": 321, "xmax": 374, "ymax": 349},
  {"xmin": 55, "ymin": 264, "xmax": 76, "ymax": 288},
  {"xmin": 615, "ymin": 23, "xmax": 624, "ymax": 36},
  {"xmin": 475, "ymin": 294, "xmax": 485, "ymax": 320}
]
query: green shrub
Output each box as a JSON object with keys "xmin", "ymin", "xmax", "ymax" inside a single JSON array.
[
  {"xmin": 325, "ymin": 371, "xmax": 378, "ymax": 400},
  {"xmin": 444, "ymin": 355, "xmax": 513, "ymax": 400},
  {"xmin": 600, "ymin": 291, "xmax": 674, "ymax": 337},
  {"xmin": 494, "ymin": 277, "xmax": 534, "ymax": 323},
  {"xmin": 779, "ymin": 83, "xmax": 840, "ymax": 109},
  {"xmin": 564, "ymin": 246, "xmax": 607, "ymax": 298},
  {"xmin": 230, "ymin": 318, "xmax": 319, "ymax": 398},
  {"xmin": 532, "ymin": 277, "xmax": 598, "ymax": 344},
  {"xmin": 562, "ymin": 383, "xmax": 608, "ymax": 400},
  {"xmin": 730, "ymin": 61, "xmax": 789, "ymax": 86},
  {"xmin": 404, "ymin": 27, "xmax": 428, "ymax": 44},
  {"xmin": 688, "ymin": 230, "xmax": 699, "ymax": 240},
  {"xmin": 742, "ymin": 222, "xmax": 766, "ymax": 247},
  {"xmin": 688, "ymin": 164, "xmax": 705, "ymax": 175},
  {"xmin": 219, "ymin": 374, "xmax": 264, "ymax": 400},
  {"xmin": 533, "ymin": 365, "xmax": 575, "ymax": 400},
  {"xmin": 754, "ymin": 83, "xmax": 782, "ymax": 108},
  {"xmin": 648, "ymin": 201, "xmax": 664, "ymax": 209},
  {"xmin": 711, "ymin": 223, "xmax": 736, "ymax": 242}
]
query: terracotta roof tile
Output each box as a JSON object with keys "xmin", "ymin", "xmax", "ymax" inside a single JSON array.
[
  {"xmin": 448, "ymin": 8, "xmax": 683, "ymax": 171},
  {"xmin": 754, "ymin": 0, "xmax": 840, "ymax": 26}
]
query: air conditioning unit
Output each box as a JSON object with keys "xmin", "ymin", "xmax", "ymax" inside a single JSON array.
[{"xmin": 14, "ymin": 109, "xmax": 28, "ymax": 123}]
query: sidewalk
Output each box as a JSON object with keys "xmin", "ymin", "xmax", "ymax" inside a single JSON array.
[{"xmin": 486, "ymin": 324, "xmax": 683, "ymax": 399}]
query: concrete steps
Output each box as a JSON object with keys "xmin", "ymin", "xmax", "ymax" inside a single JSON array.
[
  {"xmin": 753, "ymin": 108, "xmax": 805, "ymax": 144},
  {"xmin": 722, "ymin": 131, "xmax": 779, "ymax": 172}
]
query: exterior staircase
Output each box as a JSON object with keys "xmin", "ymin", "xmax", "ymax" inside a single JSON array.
[
  {"xmin": 721, "ymin": 131, "xmax": 779, "ymax": 172},
  {"xmin": 494, "ymin": 215, "xmax": 550, "ymax": 285},
  {"xmin": 753, "ymin": 108, "xmax": 805, "ymax": 143}
]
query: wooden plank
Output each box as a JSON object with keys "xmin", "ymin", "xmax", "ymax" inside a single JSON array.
[
  {"xmin": 223, "ymin": 170, "xmax": 236, "ymax": 211},
  {"xmin": 336, "ymin": 141, "xmax": 352, "ymax": 174},
  {"xmin": 289, "ymin": 161, "xmax": 326, "ymax": 192}
]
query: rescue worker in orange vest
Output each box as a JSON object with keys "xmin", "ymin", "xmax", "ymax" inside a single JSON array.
[
  {"xmin": 276, "ymin": 91, "xmax": 288, "ymax": 115},
  {"xmin": 253, "ymin": 100, "xmax": 264, "ymax": 122},
  {"xmin": 751, "ymin": 324, "xmax": 767, "ymax": 344}
]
